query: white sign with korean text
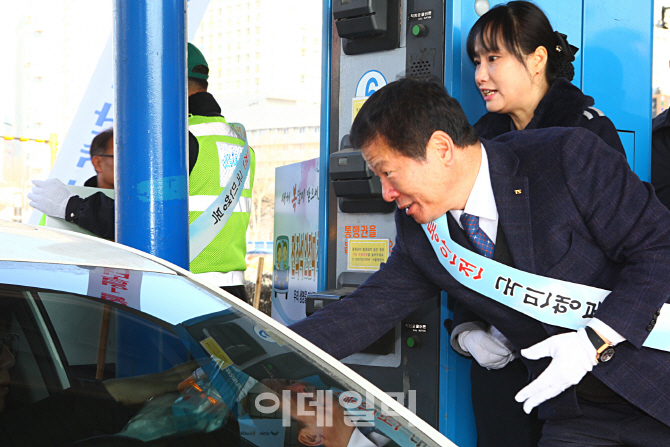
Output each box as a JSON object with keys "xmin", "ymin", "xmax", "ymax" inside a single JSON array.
[{"xmin": 271, "ymin": 158, "xmax": 319, "ymax": 325}]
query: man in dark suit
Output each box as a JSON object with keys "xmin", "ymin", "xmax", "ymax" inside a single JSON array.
[{"xmin": 289, "ymin": 78, "xmax": 670, "ymax": 446}]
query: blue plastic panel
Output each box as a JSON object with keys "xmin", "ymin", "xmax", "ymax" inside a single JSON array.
[
  {"xmin": 440, "ymin": 292, "xmax": 476, "ymax": 446},
  {"xmin": 582, "ymin": 0, "xmax": 653, "ymax": 180},
  {"xmin": 618, "ymin": 131, "xmax": 636, "ymax": 168}
]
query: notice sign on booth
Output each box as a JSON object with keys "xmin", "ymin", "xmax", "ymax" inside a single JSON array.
[
  {"xmin": 352, "ymin": 97, "xmax": 367, "ymax": 123},
  {"xmin": 347, "ymin": 239, "xmax": 389, "ymax": 271}
]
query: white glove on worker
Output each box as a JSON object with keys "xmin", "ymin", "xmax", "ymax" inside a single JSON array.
[
  {"xmin": 458, "ymin": 326, "xmax": 516, "ymax": 370},
  {"xmin": 27, "ymin": 178, "xmax": 75, "ymax": 219},
  {"xmin": 515, "ymin": 327, "xmax": 597, "ymax": 414}
]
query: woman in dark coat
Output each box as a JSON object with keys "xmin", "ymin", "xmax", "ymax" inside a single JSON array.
[{"xmin": 452, "ymin": 2, "xmax": 627, "ymax": 447}]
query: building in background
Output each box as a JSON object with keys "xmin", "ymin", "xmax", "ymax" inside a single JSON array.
[
  {"xmin": 193, "ymin": 0, "xmax": 322, "ymax": 243},
  {"xmin": 233, "ymin": 100, "xmax": 321, "ymax": 242},
  {"xmin": 195, "ymin": 0, "xmax": 321, "ymax": 104},
  {"xmin": 653, "ymin": 90, "xmax": 670, "ymax": 117},
  {"xmin": 2, "ymin": 0, "xmax": 110, "ymax": 221}
]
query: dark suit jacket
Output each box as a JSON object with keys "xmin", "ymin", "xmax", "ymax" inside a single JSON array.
[{"xmin": 290, "ymin": 127, "xmax": 670, "ymax": 427}]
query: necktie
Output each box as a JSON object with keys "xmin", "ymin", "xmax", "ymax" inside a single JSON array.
[{"xmin": 459, "ymin": 213, "xmax": 495, "ymax": 259}]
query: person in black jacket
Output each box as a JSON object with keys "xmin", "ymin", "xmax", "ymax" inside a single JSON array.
[
  {"xmin": 28, "ymin": 130, "xmax": 199, "ymax": 243},
  {"xmin": 450, "ymin": 2, "xmax": 627, "ymax": 446},
  {"xmin": 84, "ymin": 128, "xmax": 115, "ymax": 189},
  {"xmin": 652, "ymin": 108, "xmax": 670, "ymax": 210}
]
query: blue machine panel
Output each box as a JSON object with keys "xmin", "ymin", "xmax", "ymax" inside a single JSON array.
[{"xmin": 582, "ymin": 0, "xmax": 653, "ymax": 180}]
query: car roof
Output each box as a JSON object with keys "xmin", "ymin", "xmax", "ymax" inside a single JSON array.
[{"xmin": 0, "ymin": 220, "xmax": 175, "ymax": 274}]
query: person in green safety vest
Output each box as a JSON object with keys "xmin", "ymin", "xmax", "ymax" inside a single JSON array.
[
  {"xmin": 28, "ymin": 43, "xmax": 255, "ymax": 304},
  {"xmin": 186, "ymin": 43, "xmax": 256, "ymax": 302}
]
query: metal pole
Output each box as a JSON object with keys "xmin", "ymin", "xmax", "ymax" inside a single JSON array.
[
  {"xmin": 113, "ymin": 0, "xmax": 189, "ymax": 269},
  {"xmin": 317, "ymin": 0, "xmax": 333, "ymax": 291}
]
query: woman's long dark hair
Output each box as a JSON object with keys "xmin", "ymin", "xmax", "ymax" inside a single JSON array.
[{"xmin": 466, "ymin": 1, "xmax": 576, "ymax": 83}]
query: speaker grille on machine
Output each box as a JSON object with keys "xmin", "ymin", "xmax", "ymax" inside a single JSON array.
[{"xmin": 409, "ymin": 60, "xmax": 433, "ymax": 78}]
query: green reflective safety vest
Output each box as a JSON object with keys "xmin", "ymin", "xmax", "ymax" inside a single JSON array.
[{"xmin": 188, "ymin": 114, "xmax": 256, "ymax": 277}]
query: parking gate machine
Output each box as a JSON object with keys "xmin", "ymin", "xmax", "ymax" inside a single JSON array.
[{"xmin": 311, "ymin": 0, "xmax": 654, "ymax": 445}]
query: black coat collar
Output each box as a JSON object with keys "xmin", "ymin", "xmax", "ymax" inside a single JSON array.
[
  {"xmin": 653, "ymin": 108, "xmax": 670, "ymax": 133},
  {"xmin": 474, "ymin": 78, "xmax": 594, "ymax": 139},
  {"xmin": 483, "ymin": 138, "xmax": 535, "ymax": 274},
  {"xmin": 188, "ymin": 91, "xmax": 223, "ymax": 117}
]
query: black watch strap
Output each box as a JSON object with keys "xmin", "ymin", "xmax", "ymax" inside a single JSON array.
[{"xmin": 585, "ymin": 326, "xmax": 615, "ymax": 363}]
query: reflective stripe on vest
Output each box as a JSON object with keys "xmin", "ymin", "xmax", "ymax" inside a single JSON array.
[
  {"xmin": 189, "ymin": 121, "xmax": 240, "ymax": 138},
  {"xmin": 190, "ymin": 195, "xmax": 252, "ymax": 213}
]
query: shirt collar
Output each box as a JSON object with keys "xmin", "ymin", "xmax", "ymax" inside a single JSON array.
[{"xmin": 462, "ymin": 143, "xmax": 498, "ymax": 222}]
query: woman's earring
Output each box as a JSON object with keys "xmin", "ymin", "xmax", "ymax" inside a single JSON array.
[{"xmin": 536, "ymin": 71, "xmax": 539, "ymax": 75}]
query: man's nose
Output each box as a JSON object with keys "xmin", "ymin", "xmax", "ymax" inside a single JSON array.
[
  {"xmin": 381, "ymin": 177, "xmax": 399, "ymax": 202},
  {"xmin": 0, "ymin": 345, "xmax": 15, "ymax": 369}
]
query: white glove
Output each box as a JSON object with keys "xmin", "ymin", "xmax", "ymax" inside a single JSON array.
[
  {"xmin": 515, "ymin": 328, "xmax": 597, "ymax": 414},
  {"xmin": 27, "ymin": 179, "xmax": 75, "ymax": 219},
  {"xmin": 458, "ymin": 327, "xmax": 515, "ymax": 370}
]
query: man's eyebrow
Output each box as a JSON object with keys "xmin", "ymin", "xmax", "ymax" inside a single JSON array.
[
  {"xmin": 364, "ymin": 156, "xmax": 380, "ymax": 169},
  {"xmin": 367, "ymin": 162, "xmax": 382, "ymax": 174}
]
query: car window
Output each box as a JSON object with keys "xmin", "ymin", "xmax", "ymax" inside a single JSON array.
[{"xmin": 0, "ymin": 263, "xmax": 449, "ymax": 447}]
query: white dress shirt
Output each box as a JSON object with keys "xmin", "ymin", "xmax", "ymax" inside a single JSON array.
[{"xmin": 449, "ymin": 143, "xmax": 499, "ymax": 243}]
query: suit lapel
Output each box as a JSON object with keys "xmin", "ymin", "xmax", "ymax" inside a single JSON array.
[{"xmin": 484, "ymin": 139, "xmax": 537, "ymax": 274}]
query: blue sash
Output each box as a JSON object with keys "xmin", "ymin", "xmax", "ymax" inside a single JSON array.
[{"xmin": 422, "ymin": 214, "xmax": 670, "ymax": 352}]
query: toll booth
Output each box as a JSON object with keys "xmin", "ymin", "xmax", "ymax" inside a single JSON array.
[{"xmin": 311, "ymin": 1, "xmax": 653, "ymax": 445}]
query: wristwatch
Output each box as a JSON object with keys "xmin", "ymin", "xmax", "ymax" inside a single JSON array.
[{"xmin": 584, "ymin": 326, "xmax": 615, "ymax": 363}]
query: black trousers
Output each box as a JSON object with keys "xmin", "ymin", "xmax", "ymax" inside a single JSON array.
[
  {"xmin": 471, "ymin": 358, "xmax": 543, "ymax": 447},
  {"xmin": 540, "ymin": 396, "xmax": 670, "ymax": 446},
  {"xmin": 220, "ymin": 285, "xmax": 250, "ymax": 305}
]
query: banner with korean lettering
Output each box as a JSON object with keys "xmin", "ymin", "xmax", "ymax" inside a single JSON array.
[
  {"xmin": 87, "ymin": 267, "xmax": 143, "ymax": 308},
  {"xmin": 30, "ymin": 0, "xmax": 212, "ymax": 224},
  {"xmin": 271, "ymin": 158, "xmax": 320, "ymax": 325},
  {"xmin": 422, "ymin": 215, "xmax": 670, "ymax": 352}
]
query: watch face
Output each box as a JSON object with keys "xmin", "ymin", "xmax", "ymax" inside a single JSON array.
[{"xmin": 600, "ymin": 347, "xmax": 615, "ymax": 363}]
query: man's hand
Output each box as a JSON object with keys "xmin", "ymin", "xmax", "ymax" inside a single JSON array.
[
  {"xmin": 515, "ymin": 328, "xmax": 597, "ymax": 413},
  {"xmin": 104, "ymin": 360, "xmax": 199, "ymax": 405},
  {"xmin": 458, "ymin": 328, "xmax": 515, "ymax": 370},
  {"xmin": 27, "ymin": 179, "xmax": 75, "ymax": 219}
]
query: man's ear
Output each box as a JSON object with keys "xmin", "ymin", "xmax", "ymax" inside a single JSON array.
[
  {"xmin": 427, "ymin": 130, "xmax": 456, "ymax": 167},
  {"xmin": 298, "ymin": 429, "xmax": 325, "ymax": 446},
  {"xmin": 91, "ymin": 155, "xmax": 103, "ymax": 174}
]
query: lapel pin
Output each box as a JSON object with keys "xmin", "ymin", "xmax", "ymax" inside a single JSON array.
[{"xmin": 514, "ymin": 189, "xmax": 522, "ymax": 195}]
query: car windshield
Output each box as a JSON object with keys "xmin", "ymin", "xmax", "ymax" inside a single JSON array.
[{"xmin": 0, "ymin": 261, "xmax": 447, "ymax": 447}]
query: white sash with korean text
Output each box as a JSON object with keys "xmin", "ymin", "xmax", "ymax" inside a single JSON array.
[
  {"xmin": 422, "ymin": 215, "xmax": 670, "ymax": 352},
  {"xmin": 189, "ymin": 123, "xmax": 250, "ymax": 262}
]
